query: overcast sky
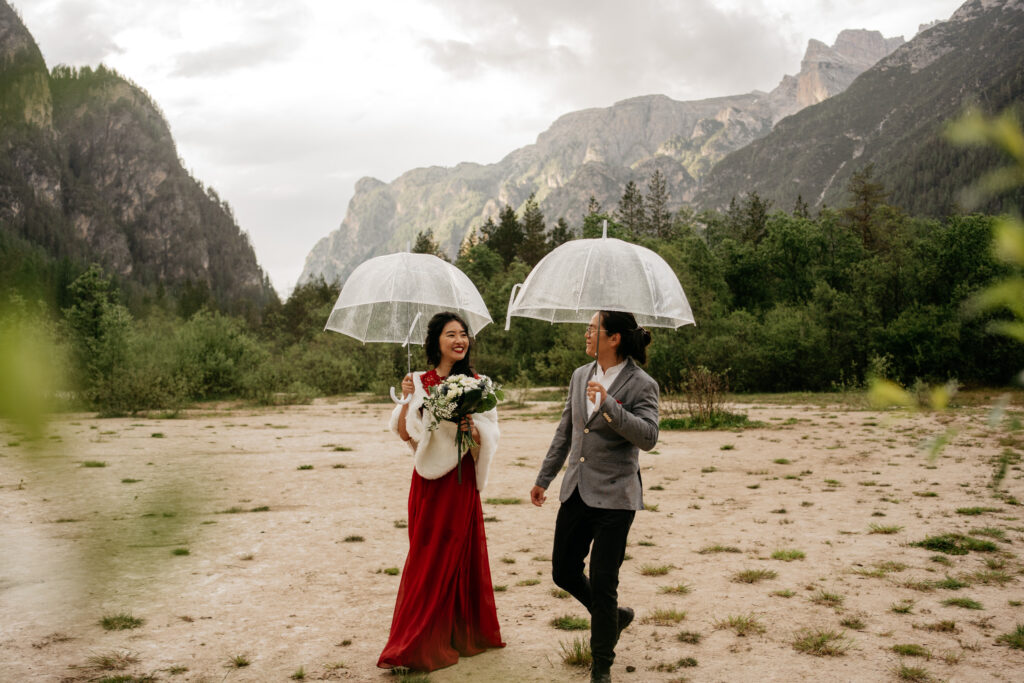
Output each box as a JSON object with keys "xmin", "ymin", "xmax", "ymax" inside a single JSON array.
[{"xmin": 17, "ymin": 0, "xmax": 964, "ymax": 297}]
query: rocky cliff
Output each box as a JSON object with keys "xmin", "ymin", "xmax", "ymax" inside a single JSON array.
[
  {"xmin": 301, "ymin": 30, "xmax": 902, "ymax": 286},
  {"xmin": 0, "ymin": 1, "xmax": 274, "ymax": 313},
  {"xmin": 697, "ymin": 0, "xmax": 1024, "ymax": 216}
]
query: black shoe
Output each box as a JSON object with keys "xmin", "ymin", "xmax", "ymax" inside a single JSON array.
[
  {"xmin": 616, "ymin": 606, "xmax": 634, "ymax": 642},
  {"xmin": 591, "ymin": 664, "xmax": 612, "ymax": 683}
]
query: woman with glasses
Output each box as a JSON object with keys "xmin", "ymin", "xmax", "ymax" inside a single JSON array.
[{"xmin": 530, "ymin": 310, "xmax": 658, "ymax": 683}]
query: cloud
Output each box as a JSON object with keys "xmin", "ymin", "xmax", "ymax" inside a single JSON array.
[
  {"xmin": 171, "ymin": 38, "xmax": 296, "ymax": 78},
  {"xmin": 420, "ymin": 0, "xmax": 798, "ymax": 107},
  {"xmin": 20, "ymin": 0, "xmax": 126, "ymax": 65},
  {"xmin": 169, "ymin": 3, "xmax": 310, "ymax": 78}
]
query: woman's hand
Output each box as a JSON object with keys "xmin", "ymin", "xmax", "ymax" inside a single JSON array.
[
  {"xmin": 401, "ymin": 374, "xmax": 414, "ymax": 398},
  {"xmin": 586, "ymin": 380, "xmax": 608, "ymax": 406},
  {"xmin": 459, "ymin": 415, "xmax": 481, "ymax": 445}
]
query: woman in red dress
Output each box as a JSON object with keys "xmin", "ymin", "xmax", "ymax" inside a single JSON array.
[{"xmin": 378, "ymin": 312, "xmax": 505, "ymax": 672}]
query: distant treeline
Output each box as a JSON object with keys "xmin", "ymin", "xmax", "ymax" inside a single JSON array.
[{"xmin": 2, "ymin": 166, "xmax": 1021, "ymax": 414}]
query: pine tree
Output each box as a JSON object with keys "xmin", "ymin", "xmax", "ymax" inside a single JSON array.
[
  {"xmin": 793, "ymin": 194, "xmax": 811, "ymax": 219},
  {"xmin": 479, "ymin": 216, "xmax": 498, "ymax": 243},
  {"xmin": 518, "ymin": 194, "xmax": 547, "ymax": 266},
  {"xmin": 616, "ymin": 181, "xmax": 646, "ymax": 238},
  {"xmin": 646, "ymin": 169, "xmax": 671, "ymax": 238},
  {"xmin": 723, "ymin": 192, "xmax": 772, "ymax": 244},
  {"xmin": 490, "ymin": 204, "xmax": 523, "ymax": 267},
  {"xmin": 583, "ymin": 196, "xmax": 616, "ymax": 238},
  {"xmin": 548, "ymin": 217, "xmax": 575, "ymax": 248},
  {"xmin": 458, "ymin": 227, "xmax": 479, "ymax": 260},
  {"xmin": 412, "ymin": 228, "xmax": 442, "ymax": 257},
  {"xmin": 841, "ymin": 165, "xmax": 889, "ymax": 249}
]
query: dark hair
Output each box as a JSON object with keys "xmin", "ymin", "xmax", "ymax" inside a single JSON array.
[
  {"xmin": 600, "ymin": 310, "xmax": 652, "ymax": 364},
  {"xmin": 424, "ymin": 312, "xmax": 475, "ymax": 376}
]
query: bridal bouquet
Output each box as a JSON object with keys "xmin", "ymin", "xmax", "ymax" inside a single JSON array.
[{"xmin": 422, "ymin": 374, "xmax": 504, "ymax": 482}]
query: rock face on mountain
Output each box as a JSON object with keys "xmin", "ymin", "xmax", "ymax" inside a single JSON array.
[
  {"xmin": 301, "ymin": 30, "xmax": 902, "ymax": 286},
  {"xmin": 765, "ymin": 30, "xmax": 905, "ymax": 123},
  {"xmin": 697, "ymin": 0, "xmax": 1024, "ymax": 216},
  {"xmin": 0, "ymin": 1, "xmax": 274, "ymax": 312}
]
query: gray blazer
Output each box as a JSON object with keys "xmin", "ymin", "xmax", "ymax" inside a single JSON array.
[{"xmin": 535, "ymin": 358, "xmax": 660, "ymax": 511}]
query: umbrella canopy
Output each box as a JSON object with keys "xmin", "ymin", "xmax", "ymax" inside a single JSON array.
[
  {"xmin": 505, "ymin": 229, "xmax": 695, "ymax": 330},
  {"xmin": 325, "ymin": 252, "xmax": 492, "ymax": 344}
]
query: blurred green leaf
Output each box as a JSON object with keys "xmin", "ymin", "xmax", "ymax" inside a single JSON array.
[
  {"xmin": 993, "ymin": 217, "xmax": 1024, "ymax": 265},
  {"xmin": 868, "ymin": 378, "xmax": 915, "ymax": 409}
]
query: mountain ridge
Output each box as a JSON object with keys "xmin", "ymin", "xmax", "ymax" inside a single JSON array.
[
  {"xmin": 300, "ymin": 29, "xmax": 903, "ymax": 286},
  {"xmin": 0, "ymin": 0, "xmax": 275, "ymax": 314},
  {"xmin": 696, "ymin": 0, "xmax": 1024, "ymax": 216}
]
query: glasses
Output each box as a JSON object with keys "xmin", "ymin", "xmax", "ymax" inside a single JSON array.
[{"xmin": 585, "ymin": 325, "xmax": 607, "ymax": 337}]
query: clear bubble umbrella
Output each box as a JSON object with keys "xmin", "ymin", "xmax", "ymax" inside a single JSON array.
[
  {"xmin": 325, "ymin": 251, "xmax": 492, "ymax": 403},
  {"xmin": 505, "ymin": 222, "xmax": 695, "ymax": 331}
]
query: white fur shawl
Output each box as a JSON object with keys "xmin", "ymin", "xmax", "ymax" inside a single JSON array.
[{"xmin": 388, "ymin": 371, "xmax": 499, "ymax": 491}]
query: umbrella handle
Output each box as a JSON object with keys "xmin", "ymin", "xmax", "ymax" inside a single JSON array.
[
  {"xmin": 504, "ymin": 283, "xmax": 522, "ymax": 331},
  {"xmin": 390, "ymin": 386, "xmax": 413, "ymax": 405},
  {"xmin": 402, "ymin": 312, "xmax": 422, "ymax": 347}
]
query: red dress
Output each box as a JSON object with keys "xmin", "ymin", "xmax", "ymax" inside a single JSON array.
[{"xmin": 377, "ymin": 370, "xmax": 505, "ymax": 671}]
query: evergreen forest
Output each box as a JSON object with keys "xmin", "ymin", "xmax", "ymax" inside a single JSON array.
[{"xmin": 3, "ymin": 152, "xmax": 1022, "ymax": 416}]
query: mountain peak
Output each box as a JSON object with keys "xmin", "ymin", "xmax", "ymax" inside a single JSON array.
[
  {"xmin": 300, "ymin": 25, "xmax": 902, "ymax": 286},
  {"xmin": 0, "ymin": 0, "xmax": 52, "ymax": 128},
  {"xmin": 697, "ymin": 0, "xmax": 1024, "ymax": 216},
  {"xmin": 766, "ymin": 29, "xmax": 903, "ymax": 123}
]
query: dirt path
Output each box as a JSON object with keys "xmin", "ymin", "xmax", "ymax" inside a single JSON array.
[{"xmin": 1, "ymin": 397, "xmax": 1023, "ymax": 682}]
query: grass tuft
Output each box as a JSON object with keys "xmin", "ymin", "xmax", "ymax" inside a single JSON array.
[
  {"xmin": 868, "ymin": 523, "xmax": 903, "ymax": 534},
  {"xmin": 810, "ymin": 590, "xmax": 844, "ymax": 607},
  {"xmin": 559, "ymin": 636, "xmax": 592, "ymax": 667},
  {"xmin": 639, "ymin": 564, "xmax": 672, "ymax": 576},
  {"xmin": 771, "ymin": 549, "xmax": 805, "ymax": 562},
  {"xmin": 677, "ymin": 630, "xmax": 702, "ymax": 644},
  {"xmin": 732, "ymin": 568, "xmax": 777, "ymax": 584},
  {"xmin": 920, "ymin": 620, "xmax": 958, "ymax": 633},
  {"xmin": 996, "ymin": 624, "xmax": 1024, "ymax": 650},
  {"xmin": 892, "ymin": 644, "xmax": 931, "ymax": 658},
  {"xmin": 894, "ymin": 665, "xmax": 934, "ymax": 682},
  {"xmin": 910, "ymin": 534, "xmax": 997, "ymax": 555},
  {"xmin": 228, "ymin": 654, "xmax": 250, "ymax": 668},
  {"xmin": 100, "ymin": 613, "xmax": 144, "ymax": 631},
  {"xmin": 955, "ymin": 506, "xmax": 1000, "ymax": 516},
  {"xmin": 485, "ymin": 497, "xmax": 522, "ymax": 505},
  {"xmin": 792, "ymin": 629, "xmax": 851, "ymax": 656},
  {"xmin": 933, "ymin": 575, "xmax": 970, "ymax": 590},
  {"xmin": 642, "ymin": 609, "xmax": 687, "ymax": 626},
  {"xmin": 891, "ymin": 600, "xmax": 916, "ymax": 614},
  {"xmin": 659, "ymin": 583, "xmax": 693, "ymax": 595},
  {"xmin": 713, "ymin": 613, "xmax": 765, "ymax": 636},
  {"xmin": 654, "ymin": 657, "xmax": 698, "ymax": 671},
  {"xmin": 86, "ymin": 650, "xmax": 139, "ymax": 670},
  {"xmin": 698, "ymin": 544, "xmax": 741, "ymax": 554},
  {"xmin": 942, "ymin": 597, "xmax": 983, "ymax": 610},
  {"xmin": 551, "ymin": 615, "xmax": 589, "ymax": 630}
]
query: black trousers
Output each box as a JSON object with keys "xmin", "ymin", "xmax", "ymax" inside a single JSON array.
[{"xmin": 551, "ymin": 488, "xmax": 636, "ymax": 670}]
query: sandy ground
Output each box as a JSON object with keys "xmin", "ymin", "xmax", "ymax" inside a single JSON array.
[{"xmin": 2, "ymin": 394, "xmax": 1024, "ymax": 683}]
